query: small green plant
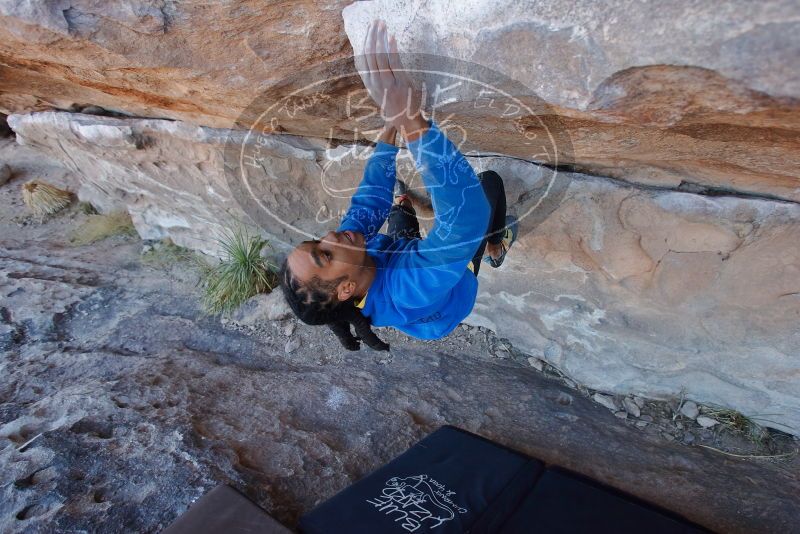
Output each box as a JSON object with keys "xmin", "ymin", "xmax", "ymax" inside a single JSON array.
[
  {"xmin": 199, "ymin": 227, "xmax": 277, "ymax": 315},
  {"xmin": 69, "ymin": 211, "xmax": 137, "ymax": 245}
]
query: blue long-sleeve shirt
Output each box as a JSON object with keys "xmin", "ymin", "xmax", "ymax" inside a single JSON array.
[{"xmin": 338, "ymin": 121, "xmax": 491, "ymax": 340}]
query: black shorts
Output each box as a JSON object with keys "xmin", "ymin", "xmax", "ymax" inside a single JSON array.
[{"xmin": 386, "ymin": 170, "xmax": 507, "ymax": 276}]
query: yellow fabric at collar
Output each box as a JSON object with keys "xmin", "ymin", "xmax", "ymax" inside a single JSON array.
[{"xmin": 356, "ymin": 261, "xmax": 475, "ymax": 310}]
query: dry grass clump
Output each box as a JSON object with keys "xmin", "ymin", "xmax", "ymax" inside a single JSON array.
[
  {"xmin": 22, "ymin": 180, "xmax": 73, "ymax": 220},
  {"xmin": 70, "ymin": 211, "xmax": 137, "ymax": 245},
  {"xmin": 696, "ymin": 405, "xmax": 798, "ymax": 460},
  {"xmin": 199, "ymin": 227, "xmax": 277, "ymax": 315},
  {"xmin": 141, "ymin": 239, "xmax": 196, "ymax": 268},
  {"xmin": 701, "ymin": 406, "xmax": 772, "ymax": 447}
]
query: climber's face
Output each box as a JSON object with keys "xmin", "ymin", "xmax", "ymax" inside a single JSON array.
[{"xmin": 286, "ymin": 230, "xmax": 369, "ymax": 301}]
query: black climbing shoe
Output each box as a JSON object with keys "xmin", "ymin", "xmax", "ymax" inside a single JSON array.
[{"xmin": 484, "ymin": 215, "xmax": 518, "ymax": 268}]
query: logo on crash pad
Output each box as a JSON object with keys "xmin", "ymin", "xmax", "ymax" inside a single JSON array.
[{"xmin": 366, "ymin": 474, "xmax": 468, "ymax": 532}]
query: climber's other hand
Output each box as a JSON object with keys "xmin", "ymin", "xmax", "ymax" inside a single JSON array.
[{"xmin": 355, "ymin": 19, "xmax": 427, "ymax": 141}]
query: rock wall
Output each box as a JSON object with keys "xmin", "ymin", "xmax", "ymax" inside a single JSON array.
[
  {"xmin": 469, "ymin": 181, "xmax": 800, "ymax": 433},
  {"xmin": 3, "ymin": 1, "xmax": 800, "ymax": 432},
  {"xmin": 9, "ymin": 110, "xmax": 800, "ymax": 434},
  {"xmin": 1, "ymin": 1, "xmax": 799, "ymax": 200},
  {"xmin": 7, "ymin": 111, "xmax": 334, "ymax": 255},
  {"xmin": 0, "ymin": 0, "xmax": 354, "ymax": 127},
  {"xmin": 343, "ymin": 0, "xmax": 800, "ymax": 202}
]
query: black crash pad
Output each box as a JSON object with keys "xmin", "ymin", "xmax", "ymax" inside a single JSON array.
[
  {"xmin": 497, "ymin": 467, "xmax": 706, "ymax": 534},
  {"xmin": 299, "ymin": 425, "xmax": 705, "ymax": 534},
  {"xmin": 299, "ymin": 425, "xmax": 544, "ymax": 534}
]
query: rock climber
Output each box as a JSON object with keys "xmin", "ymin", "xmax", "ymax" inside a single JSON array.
[{"xmin": 280, "ymin": 20, "xmax": 517, "ymax": 350}]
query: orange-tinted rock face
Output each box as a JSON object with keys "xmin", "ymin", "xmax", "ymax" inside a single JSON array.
[
  {"xmin": 0, "ymin": 0, "xmax": 354, "ymax": 126},
  {"xmin": 2, "ymin": 0, "xmax": 799, "ymax": 201},
  {"xmin": 342, "ymin": 0, "xmax": 800, "ymax": 201},
  {"xmin": 531, "ymin": 66, "xmax": 800, "ymax": 202}
]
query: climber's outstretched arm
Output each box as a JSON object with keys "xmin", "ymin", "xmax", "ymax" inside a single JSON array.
[
  {"xmin": 354, "ymin": 20, "xmax": 490, "ymax": 306},
  {"xmin": 338, "ymin": 123, "xmax": 398, "ymax": 240}
]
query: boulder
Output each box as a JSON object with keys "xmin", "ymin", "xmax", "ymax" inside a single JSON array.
[
  {"xmin": 8, "ymin": 109, "xmax": 800, "ymax": 433},
  {"xmin": 344, "ymin": 0, "xmax": 800, "ymax": 108},
  {"xmin": 623, "ymin": 398, "xmax": 641, "ymax": 418},
  {"xmin": 592, "ymin": 394, "xmax": 618, "ymax": 412},
  {"xmin": 696, "ymin": 416, "xmax": 719, "ymax": 429},
  {"xmin": 466, "ymin": 174, "xmax": 800, "ymax": 433},
  {"xmin": 229, "ymin": 292, "xmax": 293, "ymax": 327},
  {"xmin": 680, "ymin": 401, "xmax": 700, "ymax": 420}
]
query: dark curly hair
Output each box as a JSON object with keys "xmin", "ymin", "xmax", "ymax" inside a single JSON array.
[{"xmin": 279, "ymin": 258, "xmax": 389, "ymax": 351}]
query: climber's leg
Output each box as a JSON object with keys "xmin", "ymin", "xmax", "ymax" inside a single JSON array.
[{"xmin": 469, "ymin": 170, "xmax": 513, "ymax": 275}]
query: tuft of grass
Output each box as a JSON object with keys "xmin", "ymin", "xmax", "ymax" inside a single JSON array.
[
  {"xmin": 22, "ymin": 180, "xmax": 73, "ymax": 220},
  {"xmin": 702, "ymin": 406, "xmax": 772, "ymax": 448},
  {"xmin": 141, "ymin": 239, "xmax": 195, "ymax": 268},
  {"xmin": 199, "ymin": 227, "xmax": 277, "ymax": 315},
  {"xmin": 70, "ymin": 212, "xmax": 137, "ymax": 245}
]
